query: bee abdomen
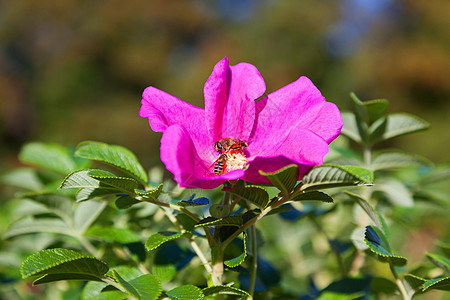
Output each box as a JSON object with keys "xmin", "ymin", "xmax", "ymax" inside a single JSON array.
[{"xmin": 214, "ymin": 161, "xmax": 225, "ymax": 175}]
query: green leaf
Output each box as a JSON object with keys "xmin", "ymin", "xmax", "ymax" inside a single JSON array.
[
  {"xmin": 202, "ymin": 285, "xmax": 250, "ymax": 297},
  {"xmin": 375, "ymin": 179, "xmax": 414, "ymax": 207},
  {"xmin": 19, "ymin": 142, "xmax": 77, "ymax": 175},
  {"xmin": 60, "ymin": 170, "xmax": 102, "ymax": 189},
  {"xmin": 290, "ymin": 191, "xmax": 334, "ymax": 203},
  {"xmin": 75, "ymin": 141, "xmax": 148, "ymax": 185},
  {"xmin": 228, "ymin": 186, "xmax": 270, "ymax": 209},
  {"xmin": 195, "ymin": 216, "xmax": 243, "ymax": 228},
  {"xmin": 19, "ymin": 192, "xmax": 74, "ymax": 219},
  {"xmin": 364, "ymin": 226, "xmax": 407, "ymax": 266},
  {"xmin": 82, "ymin": 281, "xmax": 127, "ymax": 300},
  {"xmin": 364, "ymin": 99, "xmax": 389, "ymax": 124},
  {"xmin": 422, "ymin": 276, "xmax": 450, "ymax": 291},
  {"xmin": 20, "ymin": 248, "xmax": 108, "ymax": 283},
  {"xmin": 426, "ymin": 253, "xmax": 450, "ymax": 273},
  {"xmin": 370, "ymin": 277, "xmax": 398, "ymax": 294},
  {"xmin": 73, "ymin": 200, "xmax": 107, "ymax": 234},
  {"xmin": 345, "ymin": 191, "xmax": 389, "ymax": 238},
  {"xmin": 166, "ymin": 285, "xmax": 204, "ymax": 300},
  {"xmin": 145, "ymin": 231, "xmax": 191, "ymax": 251},
  {"xmin": 152, "ymin": 265, "xmax": 176, "ymax": 283},
  {"xmin": 176, "ymin": 194, "xmax": 209, "ymax": 206},
  {"xmin": 76, "ymin": 188, "xmax": 120, "ymax": 202},
  {"xmin": 300, "ymin": 165, "xmax": 373, "ymax": 191},
  {"xmin": 111, "ymin": 271, "xmax": 161, "ymax": 300},
  {"xmin": 1, "ymin": 168, "xmax": 44, "ymax": 191},
  {"xmin": 115, "ymin": 195, "xmax": 141, "ymax": 209},
  {"xmin": 4, "ymin": 217, "xmax": 72, "ymax": 239},
  {"xmin": 135, "ymin": 184, "xmax": 163, "ymax": 201},
  {"xmin": 88, "ymin": 169, "xmax": 139, "ymax": 193},
  {"xmin": 372, "ymin": 113, "xmax": 429, "ymax": 144},
  {"xmin": 341, "ymin": 112, "xmax": 362, "ymax": 144},
  {"xmin": 224, "ymin": 235, "xmax": 246, "ymax": 267},
  {"xmin": 33, "ymin": 273, "xmax": 105, "ymax": 285},
  {"xmin": 85, "ymin": 226, "xmax": 141, "ymax": 244},
  {"xmin": 259, "ymin": 164, "xmax": 299, "ymax": 195},
  {"xmin": 372, "ymin": 150, "xmax": 432, "ymax": 171},
  {"xmin": 404, "ymin": 274, "xmax": 426, "ymax": 290}
]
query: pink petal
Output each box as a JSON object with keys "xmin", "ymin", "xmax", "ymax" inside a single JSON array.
[
  {"xmin": 204, "ymin": 57, "xmax": 266, "ymax": 142},
  {"xmin": 249, "ymin": 76, "xmax": 341, "ymax": 147},
  {"xmin": 139, "ymin": 86, "xmax": 215, "ymax": 161},
  {"xmin": 160, "ymin": 124, "xmax": 243, "ymax": 189}
]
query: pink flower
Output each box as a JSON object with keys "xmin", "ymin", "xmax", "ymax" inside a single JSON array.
[{"xmin": 139, "ymin": 57, "xmax": 342, "ymax": 189}]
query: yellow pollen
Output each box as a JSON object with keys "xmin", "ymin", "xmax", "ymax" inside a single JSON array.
[{"xmin": 224, "ymin": 151, "xmax": 248, "ymax": 173}]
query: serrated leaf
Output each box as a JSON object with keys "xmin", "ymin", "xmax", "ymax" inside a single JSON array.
[
  {"xmin": 341, "ymin": 112, "xmax": 362, "ymax": 144},
  {"xmin": 176, "ymin": 194, "xmax": 209, "ymax": 207},
  {"xmin": 202, "ymin": 285, "xmax": 250, "ymax": 297},
  {"xmin": 33, "ymin": 273, "xmax": 104, "ymax": 285},
  {"xmin": 422, "ymin": 276, "xmax": 450, "ymax": 291},
  {"xmin": 426, "ymin": 253, "xmax": 450, "ymax": 273},
  {"xmin": 228, "ymin": 186, "xmax": 269, "ymax": 209},
  {"xmin": 224, "ymin": 235, "xmax": 246, "ymax": 267},
  {"xmin": 135, "ymin": 184, "xmax": 163, "ymax": 201},
  {"xmin": 60, "ymin": 170, "xmax": 102, "ymax": 189},
  {"xmin": 364, "ymin": 226, "xmax": 407, "ymax": 266},
  {"xmin": 20, "ymin": 248, "xmax": 108, "ymax": 282},
  {"xmin": 145, "ymin": 232, "xmax": 191, "ymax": 251},
  {"xmin": 195, "ymin": 216, "xmax": 243, "ymax": 228},
  {"xmin": 76, "ymin": 188, "xmax": 120, "ymax": 202},
  {"xmin": 166, "ymin": 285, "xmax": 204, "ymax": 300},
  {"xmin": 88, "ymin": 169, "xmax": 139, "ymax": 193},
  {"xmin": 75, "ymin": 141, "xmax": 148, "ymax": 185},
  {"xmin": 372, "ymin": 150, "xmax": 431, "ymax": 171},
  {"xmin": 85, "ymin": 226, "xmax": 141, "ymax": 244},
  {"xmin": 152, "ymin": 264, "xmax": 176, "ymax": 283},
  {"xmin": 4, "ymin": 217, "xmax": 72, "ymax": 239},
  {"xmin": 111, "ymin": 271, "xmax": 161, "ymax": 300},
  {"xmin": 73, "ymin": 200, "xmax": 107, "ymax": 234},
  {"xmin": 82, "ymin": 281, "xmax": 127, "ymax": 300},
  {"xmin": 300, "ymin": 165, "xmax": 373, "ymax": 191},
  {"xmin": 345, "ymin": 191, "xmax": 389, "ymax": 238},
  {"xmin": 259, "ymin": 164, "xmax": 299, "ymax": 195},
  {"xmin": 404, "ymin": 274, "xmax": 426, "ymax": 290},
  {"xmin": 19, "ymin": 142, "xmax": 77, "ymax": 175},
  {"xmin": 372, "ymin": 113, "xmax": 429, "ymax": 144},
  {"xmin": 290, "ymin": 191, "xmax": 334, "ymax": 203}
]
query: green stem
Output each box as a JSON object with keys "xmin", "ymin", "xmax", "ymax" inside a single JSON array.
[
  {"xmin": 389, "ymin": 263, "xmax": 411, "ymax": 300},
  {"xmin": 102, "ymin": 276, "xmax": 128, "ymax": 294},
  {"xmin": 248, "ymin": 224, "xmax": 258, "ymax": 298}
]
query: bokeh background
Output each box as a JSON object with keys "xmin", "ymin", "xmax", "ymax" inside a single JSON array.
[{"xmin": 1, "ymin": 0, "xmax": 449, "ymax": 172}]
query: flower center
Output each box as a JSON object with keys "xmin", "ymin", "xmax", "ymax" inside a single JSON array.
[
  {"xmin": 213, "ymin": 137, "xmax": 248, "ymax": 175},
  {"xmin": 224, "ymin": 151, "xmax": 248, "ymax": 173}
]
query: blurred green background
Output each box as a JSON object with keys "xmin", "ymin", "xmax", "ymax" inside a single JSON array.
[{"xmin": 1, "ymin": 0, "xmax": 449, "ymax": 171}]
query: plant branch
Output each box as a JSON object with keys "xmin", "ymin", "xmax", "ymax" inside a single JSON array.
[{"xmin": 248, "ymin": 224, "xmax": 258, "ymax": 298}]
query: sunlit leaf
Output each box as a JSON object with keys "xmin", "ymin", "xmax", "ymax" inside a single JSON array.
[
  {"xmin": 111, "ymin": 270, "xmax": 161, "ymax": 300},
  {"xmin": 259, "ymin": 164, "xmax": 299, "ymax": 195},
  {"xmin": 426, "ymin": 253, "xmax": 450, "ymax": 273},
  {"xmin": 372, "ymin": 113, "xmax": 429, "ymax": 144},
  {"xmin": 300, "ymin": 165, "xmax": 373, "ymax": 191},
  {"xmin": 19, "ymin": 142, "xmax": 77, "ymax": 175},
  {"xmin": 153, "ymin": 264, "xmax": 176, "ymax": 283},
  {"xmin": 85, "ymin": 226, "xmax": 141, "ymax": 244},
  {"xmin": 75, "ymin": 141, "xmax": 148, "ymax": 185},
  {"xmin": 228, "ymin": 186, "xmax": 269, "ymax": 209},
  {"xmin": 224, "ymin": 235, "xmax": 246, "ymax": 267},
  {"xmin": 20, "ymin": 248, "xmax": 108, "ymax": 284},
  {"xmin": 202, "ymin": 285, "xmax": 250, "ymax": 297},
  {"xmin": 166, "ymin": 285, "xmax": 204, "ymax": 300},
  {"xmin": 145, "ymin": 231, "xmax": 191, "ymax": 251},
  {"xmin": 404, "ymin": 274, "xmax": 426, "ymax": 291},
  {"xmin": 87, "ymin": 169, "xmax": 139, "ymax": 193},
  {"xmin": 422, "ymin": 276, "xmax": 450, "ymax": 291},
  {"xmin": 82, "ymin": 281, "xmax": 127, "ymax": 300},
  {"xmin": 135, "ymin": 184, "xmax": 163, "ymax": 201}
]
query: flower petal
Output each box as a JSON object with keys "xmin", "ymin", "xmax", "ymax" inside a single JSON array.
[
  {"xmin": 160, "ymin": 124, "xmax": 243, "ymax": 189},
  {"xmin": 249, "ymin": 76, "xmax": 341, "ymax": 149},
  {"xmin": 139, "ymin": 86, "xmax": 214, "ymax": 161},
  {"xmin": 204, "ymin": 57, "xmax": 266, "ymax": 141},
  {"xmin": 244, "ymin": 128, "xmax": 329, "ymax": 184}
]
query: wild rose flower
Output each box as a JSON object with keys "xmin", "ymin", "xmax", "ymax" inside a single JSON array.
[{"xmin": 139, "ymin": 57, "xmax": 342, "ymax": 189}]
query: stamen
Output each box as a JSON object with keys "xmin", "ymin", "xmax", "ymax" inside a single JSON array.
[{"xmin": 225, "ymin": 151, "xmax": 248, "ymax": 173}]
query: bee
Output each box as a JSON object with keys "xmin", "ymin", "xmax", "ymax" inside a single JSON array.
[
  {"xmin": 214, "ymin": 137, "xmax": 248, "ymax": 154},
  {"xmin": 213, "ymin": 153, "xmax": 228, "ymax": 175}
]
